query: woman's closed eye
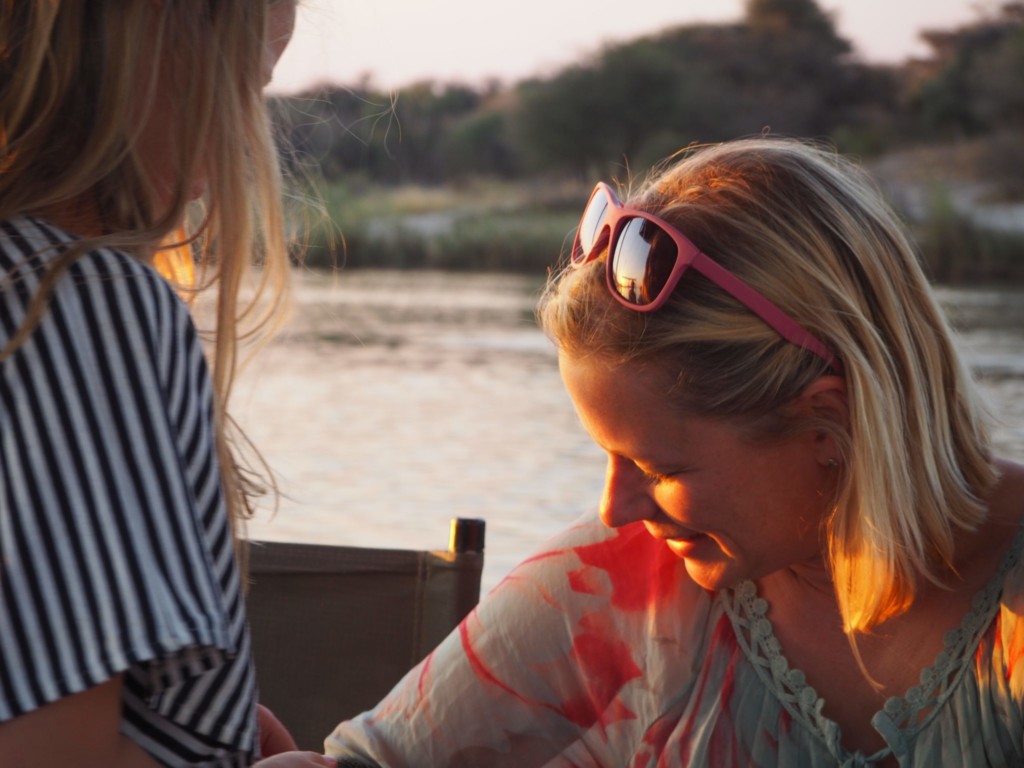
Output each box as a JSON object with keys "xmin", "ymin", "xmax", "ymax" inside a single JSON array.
[{"xmin": 638, "ymin": 465, "xmax": 690, "ymax": 485}]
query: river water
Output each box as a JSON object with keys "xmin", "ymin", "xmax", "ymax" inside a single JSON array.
[{"xmin": 237, "ymin": 270, "xmax": 1024, "ymax": 593}]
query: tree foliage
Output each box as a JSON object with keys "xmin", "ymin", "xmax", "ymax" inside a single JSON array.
[
  {"xmin": 912, "ymin": 3, "xmax": 1024, "ymax": 137},
  {"xmin": 272, "ymin": 0, "xmax": 1024, "ymax": 186}
]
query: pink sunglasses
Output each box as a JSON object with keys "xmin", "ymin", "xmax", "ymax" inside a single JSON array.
[{"xmin": 571, "ymin": 182, "xmax": 842, "ymax": 374}]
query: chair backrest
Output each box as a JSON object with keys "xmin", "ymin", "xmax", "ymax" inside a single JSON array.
[{"xmin": 246, "ymin": 518, "xmax": 485, "ymax": 752}]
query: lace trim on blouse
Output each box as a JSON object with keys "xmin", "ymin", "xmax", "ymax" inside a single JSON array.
[{"xmin": 721, "ymin": 521, "xmax": 1024, "ymax": 763}]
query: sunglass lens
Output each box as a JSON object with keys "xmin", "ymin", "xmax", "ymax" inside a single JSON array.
[
  {"xmin": 573, "ymin": 192, "xmax": 611, "ymax": 263},
  {"xmin": 610, "ymin": 218, "xmax": 676, "ymax": 306}
]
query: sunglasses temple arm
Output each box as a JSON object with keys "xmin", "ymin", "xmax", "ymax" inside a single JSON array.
[{"xmin": 690, "ymin": 251, "xmax": 843, "ymax": 374}]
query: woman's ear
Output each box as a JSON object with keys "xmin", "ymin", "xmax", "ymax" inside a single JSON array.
[
  {"xmin": 794, "ymin": 375, "xmax": 848, "ymax": 466},
  {"xmin": 797, "ymin": 375, "xmax": 847, "ymax": 417}
]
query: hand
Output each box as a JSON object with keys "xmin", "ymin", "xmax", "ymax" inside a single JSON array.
[
  {"xmin": 253, "ymin": 751, "xmax": 337, "ymax": 767},
  {"xmin": 257, "ymin": 703, "xmax": 299, "ymax": 755},
  {"xmin": 254, "ymin": 706, "xmax": 334, "ymax": 766}
]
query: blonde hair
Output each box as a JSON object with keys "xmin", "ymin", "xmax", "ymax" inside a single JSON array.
[
  {"xmin": 539, "ymin": 137, "xmax": 997, "ymax": 635},
  {"xmin": 0, "ymin": 1, "xmax": 293, "ymax": 540}
]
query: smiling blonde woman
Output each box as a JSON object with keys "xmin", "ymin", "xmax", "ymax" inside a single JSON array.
[{"xmin": 326, "ymin": 138, "xmax": 1024, "ymax": 768}]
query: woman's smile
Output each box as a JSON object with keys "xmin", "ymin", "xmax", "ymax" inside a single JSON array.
[{"xmin": 560, "ymin": 351, "xmax": 837, "ymax": 590}]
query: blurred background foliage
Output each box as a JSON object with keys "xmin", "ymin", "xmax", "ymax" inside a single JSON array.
[{"xmin": 271, "ymin": 0, "xmax": 1024, "ymax": 282}]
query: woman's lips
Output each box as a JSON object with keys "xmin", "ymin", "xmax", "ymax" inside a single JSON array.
[
  {"xmin": 643, "ymin": 523, "xmax": 714, "ymax": 558},
  {"xmin": 645, "ymin": 522, "xmax": 702, "ymax": 543},
  {"xmin": 664, "ymin": 532, "xmax": 712, "ymax": 558}
]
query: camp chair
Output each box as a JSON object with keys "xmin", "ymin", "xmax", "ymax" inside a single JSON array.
[{"xmin": 246, "ymin": 518, "xmax": 486, "ymax": 752}]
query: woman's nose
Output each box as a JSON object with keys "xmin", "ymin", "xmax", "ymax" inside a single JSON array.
[{"xmin": 598, "ymin": 455, "xmax": 660, "ymax": 529}]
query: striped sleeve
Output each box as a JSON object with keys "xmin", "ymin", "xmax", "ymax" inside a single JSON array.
[{"xmin": 0, "ymin": 217, "xmax": 257, "ymax": 766}]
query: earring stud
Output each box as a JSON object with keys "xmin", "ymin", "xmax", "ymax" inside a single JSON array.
[{"xmin": 826, "ymin": 458, "xmax": 839, "ymax": 469}]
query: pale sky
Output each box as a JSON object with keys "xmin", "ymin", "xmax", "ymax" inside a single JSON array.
[{"xmin": 270, "ymin": 0, "xmax": 1002, "ymax": 95}]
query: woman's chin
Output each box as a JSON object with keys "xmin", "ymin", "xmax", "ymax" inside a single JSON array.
[
  {"xmin": 678, "ymin": 551, "xmax": 743, "ymax": 592},
  {"xmin": 656, "ymin": 531, "xmax": 761, "ymax": 592}
]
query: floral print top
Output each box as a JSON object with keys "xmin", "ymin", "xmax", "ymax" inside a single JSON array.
[{"xmin": 326, "ymin": 512, "xmax": 1024, "ymax": 767}]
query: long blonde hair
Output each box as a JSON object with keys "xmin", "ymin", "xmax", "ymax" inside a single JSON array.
[
  {"xmin": 539, "ymin": 138, "xmax": 997, "ymax": 635},
  {"xmin": 0, "ymin": 1, "xmax": 292, "ymax": 537}
]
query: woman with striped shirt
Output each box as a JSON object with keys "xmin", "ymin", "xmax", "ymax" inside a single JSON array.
[{"xmin": 0, "ymin": 3, "xmax": 333, "ymax": 766}]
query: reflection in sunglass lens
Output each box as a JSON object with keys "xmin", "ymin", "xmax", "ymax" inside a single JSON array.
[
  {"xmin": 573, "ymin": 193, "xmax": 611, "ymax": 263},
  {"xmin": 611, "ymin": 218, "xmax": 676, "ymax": 306}
]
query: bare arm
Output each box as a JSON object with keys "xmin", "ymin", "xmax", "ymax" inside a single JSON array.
[
  {"xmin": 0, "ymin": 676, "xmax": 159, "ymax": 768},
  {"xmin": 0, "ymin": 680, "xmax": 339, "ymax": 768}
]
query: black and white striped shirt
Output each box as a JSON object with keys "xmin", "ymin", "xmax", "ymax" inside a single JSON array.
[{"xmin": 0, "ymin": 217, "xmax": 258, "ymax": 765}]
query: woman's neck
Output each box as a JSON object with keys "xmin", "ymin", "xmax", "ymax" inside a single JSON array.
[{"xmin": 36, "ymin": 197, "xmax": 105, "ymax": 238}]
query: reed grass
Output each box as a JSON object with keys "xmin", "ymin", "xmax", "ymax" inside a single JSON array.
[
  {"xmin": 915, "ymin": 186, "xmax": 1024, "ymax": 284},
  {"xmin": 299, "ymin": 179, "xmax": 583, "ymax": 273},
  {"xmin": 297, "ymin": 178, "xmax": 1024, "ymax": 284}
]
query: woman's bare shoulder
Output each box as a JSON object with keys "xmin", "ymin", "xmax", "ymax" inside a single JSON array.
[{"xmin": 987, "ymin": 459, "xmax": 1024, "ymax": 611}]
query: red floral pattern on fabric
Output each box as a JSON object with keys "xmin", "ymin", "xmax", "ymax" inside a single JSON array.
[
  {"xmin": 559, "ymin": 612, "xmax": 642, "ymax": 728},
  {"xmin": 570, "ymin": 523, "xmax": 681, "ymax": 611},
  {"xmin": 328, "ymin": 514, "xmax": 1024, "ymax": 767}
]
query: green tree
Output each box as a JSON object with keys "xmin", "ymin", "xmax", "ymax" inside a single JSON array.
[
  {"xmin": 512, "ymin": 25, "xmax": 751, "ymax": 177},
  {"xmin": 737, "ymin": 0, "xmax": 858, "ymax": 137},
  {"xmin": 272, "ymin": 83, "xmax": 402, "ymax": 182},
  {"xmin": 441, "ymin": 106, "xmax": 519, "ymax": 180},
  {"xmin": 911, "ymin": 3, "xmax": 1024, "ymax": 137},
  {"xmin": 510, "ymin": 0, "xmax": 873, "ymax": 176},
  {"xmin": 388, "ymin": 82, "xmax": 480, "ymax": 183}
]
